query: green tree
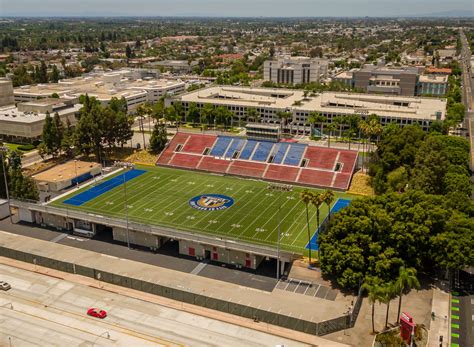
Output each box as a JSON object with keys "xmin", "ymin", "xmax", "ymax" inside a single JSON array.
[
  {"xmin": 49, "ymin": 64, "xmax": 60, "ymax": 83},
  {"xmin": 394, "ymin": 267, "xmax": 420, "ymax": 324},
  {"xmin": 386, "ymin": 167, "xmax": 408, "ymax": 193},
  {"xmin": 149, "ymin": 122, "xmax": 168, "ymax": 153},
  {"xmin": 380, "ymin": 282, "xmax": 397, "ymax": 328}
]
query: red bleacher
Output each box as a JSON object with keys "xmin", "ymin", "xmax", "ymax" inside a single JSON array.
[
  {"xmin": 264, "ymin": 165, "xmax": 299, "ymax": 182},
  {"xmin": 228, "ymin": 160, "xmax": 267, "ymax": 178},
  {"xmin": 181, "ymin": 134, "xmax": 216, "ymax": 154},
  {"xmin": 332, "ymin": 173, "xmax": 353, "ymax": 190},
  {"xmin": 198, "ymin": 156, "xmax": 230, "ymax": 173},
  {"xmin": 156, "ymin": 132, "xmax": 358, "ymax": 190},
  {"xmin": 169, "ymin": 153, "xmax": 201, "ymax": 169},
  {"xmin": 338, "ymin": 151, "xmax": 358, "ymax": 173},
  {"xmin": 298, "ymin": 169, "xmax": 335, "ymax": 187},
  {"xmin": 304, "ymin": 147, "xmax": 339, "ymax": 170}
]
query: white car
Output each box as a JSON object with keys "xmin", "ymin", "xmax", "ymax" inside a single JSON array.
[{"xmin": 0, "ymin": 281, "xmax": 11, "ymax": 291}]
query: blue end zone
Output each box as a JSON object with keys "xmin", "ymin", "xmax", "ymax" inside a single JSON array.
[
  {"xmin": 63, "ymin": 169, "xmax": 146, "ymax": 206},
  {"xmin": 305, "ymin": 198, "xmax": 351, "ymax": 251}
]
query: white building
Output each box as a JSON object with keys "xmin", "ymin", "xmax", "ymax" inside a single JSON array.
[
  {"xmin": 263, "ymin": 57, "xmax": 329, "ymax": 85},
  {"xmin": 171, "ymin": 86, "xmax": 447, "ymax": 133},
  {"xmin": 14, "ymin": 69, "xmax": 186, "ymax": 114}
]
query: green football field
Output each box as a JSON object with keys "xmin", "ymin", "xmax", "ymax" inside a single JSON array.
[{"xmin": 51, "ymin": 165, "xmax": 353, "ymax": 254}]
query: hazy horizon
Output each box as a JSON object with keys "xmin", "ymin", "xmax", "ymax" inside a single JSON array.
[{"xmin": 1, "ymin": 0, "xmax": 473, "ymax": 18}]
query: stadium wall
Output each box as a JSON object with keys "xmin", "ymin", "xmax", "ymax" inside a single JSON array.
[{"xmin": 178, "ymin": 239, "xmax": 264, "ymax": 270}]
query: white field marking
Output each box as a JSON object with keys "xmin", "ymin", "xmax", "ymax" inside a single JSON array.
[
  {"xmin": 265, "ymin": 193, "xmax": 274, "ymax": 197},
  {"xmin": 245, "ymin": 190, "xmax": 254, "ymax": 194},
  {"xmin": 225, "ymin": 187, "xmax": 233, "ymax": 191},
  {"xmin": 164, "ymin": 212, "xmax": 174, "ymax": 216},
  {"xmin": 187, "ymin": 181, "xmax": 195, "ymax": 185},
  {"xmin": 286, "ymin": 196, "xmax": 296, "ymax": 200},
  {"xmin": 186, "ymin": 216, "xmax": 196, "ymax": 220},
  {"xmin": 231, "ymin": 224, "xmax": 241, "ymax": 228},
  {"xmin": 144, "ymin": 208, "xmax": 154, "ymax": 212},
  {"xmin": 208, "ymin": 220, "xmax": 218, "ymax": 224},
  {"xmin": 262, "ymin": 195, "xmax": 304, "ymax": 241},
  {"xmin": 188, "ymin": 183, "xmax": 248, "ymax": 231},
  {"xmin": 211, "ymin": 184, "xmax": 268, "ymax": 234},
  {"xmin": 114, "ymin": 175, "xmax": 179, "ymax": 217},
  {"xmin": 86, "ymin": 171, "xmax": 173, "ymax": 214},
  {"xmin": 209, "ymin": 185, "xmax": 258, "ymax": 235},
  {"xmin": 105, "ymin": 201, "xmax": 114, "ymax": 205},
  {"xmin": 255, "ymin": 228, "xmax": 266, "ymax": 233},
  {"xmin": 206, "ymin": 184, "xmax": 214, "ymax": 187},
  {"xmin": 84, "ymin": 171, "xmax": 155, "ymax": 210},
  {"xmin": 235, "ymin": 188, "xmax": 290, "ymax": 240},
  {"xmin": 152, "ymin": 176, "xmax": 160, "ymax": 180},
  {"xmin": 127, "ymin": 172, "xmax": 205, "ymax": 218}
]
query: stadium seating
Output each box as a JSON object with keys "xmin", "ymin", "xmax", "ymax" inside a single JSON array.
[
  {"xmin": 283, "ymin": 144, "xmax": 306, "ymax": 166},
  {"xmin": 210, "ymin": 136, "xmax": 233, "ymax": 157},
  {"xmin": 156, "ymin": 132, "xmax": 358, "ymax": 190},
  {"xmin": 252, "ymin": 142, "xmax": 273, "ymax": 162},
  {"xmin": 181, "ymin": 134, "xmax": 216, "ymax": 154}
]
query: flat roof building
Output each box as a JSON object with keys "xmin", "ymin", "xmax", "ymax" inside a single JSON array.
[
  {"xmin": 171, "ymin": 86, "xmax": 446, "ymax": 133},
  {"xmin": 264, "ymin": 57, "xmax": 329, "ymax": 85},
  {"xmin": 0, "ymin": 79, "xmax": 14, "ymax": 107},
  {"xmin": 0, "ymin": 99, "xmax": 80, "ymax": 142},
  {"xmin": 14, "ymin": 69, "xmax": 186, "ymax": 113}
]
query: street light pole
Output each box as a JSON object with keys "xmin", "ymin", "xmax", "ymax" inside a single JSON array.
[{"xmin": 0, "ymin": 148, "xmax": 13, "ymax": 223}]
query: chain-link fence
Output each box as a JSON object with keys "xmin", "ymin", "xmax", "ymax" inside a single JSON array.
[{"xmin": 0, "ymin": 246, "xmax": 363, "ymax": 336}]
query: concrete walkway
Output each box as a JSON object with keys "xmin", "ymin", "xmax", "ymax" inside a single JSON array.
[{"xmin": 428, "ymin": 288, "xmax": 451, "ymax": 347}]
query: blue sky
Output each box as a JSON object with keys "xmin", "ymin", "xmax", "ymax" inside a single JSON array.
[{"xmin": 1, "ymin": 0, "xmax": 472, "ymax": 17}]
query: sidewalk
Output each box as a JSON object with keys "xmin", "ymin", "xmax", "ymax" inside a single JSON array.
[
  {"xmin": 428, "ymin": 288, "xmax": 450, "ymax": 347},
  {"xmin": 0, "ymin": 256, "xmax": 349, "ymax": 347}
]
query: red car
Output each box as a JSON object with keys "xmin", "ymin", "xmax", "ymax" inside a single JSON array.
[{"xmin": 87, "ymin": 308, "xmax": 107, "ymax": 319}]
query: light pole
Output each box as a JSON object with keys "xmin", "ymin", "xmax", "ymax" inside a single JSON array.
[
  {"xmin": 267, "ymin": 183, "xmax": 293, "ymax": 279},
  {"xmin": 122, "ymin": 167, "xmax": 131, "ymax": 249},
  {"xmin": 0, "ymin": 147, "xmax": 13, "ymax": 223}
]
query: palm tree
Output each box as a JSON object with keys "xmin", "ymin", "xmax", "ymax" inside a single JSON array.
[
  {"xmin": 308, "ymin": 111, "xmax": 325, "ymax": 138},
  {"xmin": 246, "ymin": 107, "xmax": 259, "ymax": 123},
  {"xmin": 333, "ymin": 116, "xmax": 345, "ymax": 139},
  {"xmin": 201, "ymin": 103, "xmax": 214, "ymax": 130},
  {"xmin": 395, "ymin": 267, "xmax": 420, "ymax": 324},
  {"xmin": 358, "ymin": 120, "xmax": 370, "ymax": 170},
  {"xmin": 326, "ymin": 123, "xmax": 338, "ymax": 148},
  {"xmin": 361, "ymin": 282, "xmax": 384, "ymax": 334},
  {"xmin": 300, "ymin": 189, "xmax": 313, "ymax": 263},
  {"xmin": 310, "ymin": 193, "xmax": 323, "ymax": 258},
  {"xmin": 321, "ymin": 190, "xmax": 335, "ymax": 223},
  {"xmin": 380, "ymin": 282, "xmax": 397, "ymax": 329},
  {"xmin": 136, "ymin": 103, "xmax": 152, "ymax": 149}
]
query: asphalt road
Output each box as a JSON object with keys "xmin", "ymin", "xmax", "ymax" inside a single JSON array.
[
  {"xmin": 0, "ymin": 218, "xmax": 278, "ymax": 292},
  {"xmin": 0, "ymin": 263, "xmax": 307, "ymax": 347}
]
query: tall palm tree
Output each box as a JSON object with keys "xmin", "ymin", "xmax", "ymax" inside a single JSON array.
[
  {"xmin": 380, "ymin": 282, "xmax": 397, "ymax": 329},
  {"xmin": 395, "ymin": 267, "xmax": 420, "ymax": 324},
  {"xmin": 333, "ymin": 116, "xmax": 345, "ymax": 138},
  {"xmin": 299, "ymin": 189, "xmax": 313, "ymax": 263},
  {"xmin": 309, "ymin": 112, "xmax": 326, "ymax": 138},
  {"xmin": 310, "ymin": 193, "xmax": 323, "ymax": 258},
  {"xmin": 322, "ymin": 190, "xmax": 335, "ymax": 223},
  {"xmin": 326, "ymin": 123, "xmax": 338, "ymax": 148},
  {"xmin": 358, "ymin": 120, "xmax": 370, "ymax": 170},
  {"xmin": 361, "ymin": 282, "xmax": 384, "ymax": 334}
]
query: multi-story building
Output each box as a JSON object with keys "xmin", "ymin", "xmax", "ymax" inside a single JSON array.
[
  {"xmin": 418, "ymin": 75, "xmax": 449, "ymax": 96},
  {"xmin": 0, "ymin": 98, "xmax": 80, "ymax": 142},
  {"xmin": 170, "ymin": 86, "xmax": 446, "ymax": 134},
  {"xmin": 353, "ymin": 66, "xmax": 420, "ymax": 96},
  {"xmin": 0, "ymin": 79, "xmax": 14, "ymax": 107},
  {"xmin": 13, "ymin": 69, "xmax": 186, "ymax": 113},
  {"xmin": 333, "ymin": 65, "xmax": 449, "ymax": 97},
  {"xmin": 263, "ymin": 57, "xmax": 329, "ymax": 85}
]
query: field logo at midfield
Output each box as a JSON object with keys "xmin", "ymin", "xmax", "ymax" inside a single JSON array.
[{"xmin": 189, "ymin": 194, "xmax": 234, "ymax": 211}]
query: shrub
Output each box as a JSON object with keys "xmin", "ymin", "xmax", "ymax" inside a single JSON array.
[{"xmin": 17, "ymin": 144, "xmax": 36, "ymax": 151}]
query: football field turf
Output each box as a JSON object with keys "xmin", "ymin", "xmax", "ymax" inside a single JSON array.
[{"xmin": 52, "ymin": 165, "xmax": 353, "ymax": 254}]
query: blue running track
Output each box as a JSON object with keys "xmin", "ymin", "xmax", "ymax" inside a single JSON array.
[
  {"xmin": 64, "ymin": 169, "xmax": 146, "ymax": 206},
  {"xmin": 305, "ymin": 198, "xmax": 351, "ymax": 251}
]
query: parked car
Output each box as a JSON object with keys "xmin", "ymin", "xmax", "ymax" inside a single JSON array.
[
  {"xmin": 86, "ymin": 308, "xmax": 107, "ymax": 319},
  {"xmin": 0, "ymin": 281, "xmax": 11, "ymax": 291}
]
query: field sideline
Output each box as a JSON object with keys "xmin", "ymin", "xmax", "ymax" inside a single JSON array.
[{"xmin": 52, "ymin": 165, "xmax": 354, "ymax": 254}]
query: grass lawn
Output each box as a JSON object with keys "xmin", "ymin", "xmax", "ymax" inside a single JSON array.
[
  {"xmin": 52, "ymin": 165, "xmax": 354, "ymax": 254},
  {"xmin": 4, "ymin": 143, "xmax": 36, "ymax": 153}
]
